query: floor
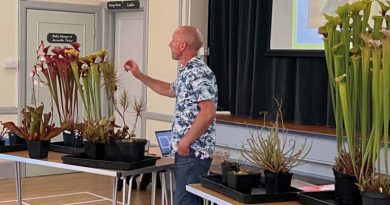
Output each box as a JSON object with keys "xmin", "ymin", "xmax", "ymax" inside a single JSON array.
[{"xmin": 0, "ymin": 172, "xmax": 164, "ymax": 205}]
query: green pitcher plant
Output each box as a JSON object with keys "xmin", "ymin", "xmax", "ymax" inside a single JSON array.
[
  {"xmin": 1, "ymin": 105, "xmax": 63, "ymax": 141},
  {"xmin": 319, "ymin": 0, "xmax": 390, "ymax": 193},
  {"xmin": 67, "ymin": 48, "xmax": 118, "ymax": 122}
]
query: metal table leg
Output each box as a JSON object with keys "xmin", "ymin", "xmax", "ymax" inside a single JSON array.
[
  {"xmin": 15, "ymin": 161, "xmax": 22, "ymax": 205},
  {"xmin": 112, "ymin": 176, "xmax": 118, "ymax": 205},
  {"xmin": 151, "ymin": 171, "xmax": 157, "ymax": 205},
  {"xmin": 160, "ymin": 172, "xmax": 168, "ymax": 205},
  {"xmin": 126, "ymin": 175, "xmax": 136, "ymax": 205},
  {"xmin": 169, "ymin": 169, "xmax": 174, "ymax": 205},
  {"xmin": 121, "ymin": 176, "xmax": 126, "ymax": 205}
]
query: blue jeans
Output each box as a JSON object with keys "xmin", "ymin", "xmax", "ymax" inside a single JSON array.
[{"xmin": 174, "ymin": 153, "xmax": 211, "ymax": 205}]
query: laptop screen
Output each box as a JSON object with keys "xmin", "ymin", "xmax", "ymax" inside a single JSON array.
[{"xmin": 155, "ymin": 130, "xmax": 172, "ymax": 156}]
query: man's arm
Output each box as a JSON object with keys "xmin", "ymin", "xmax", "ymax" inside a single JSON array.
[
  {"xmin": 177, "ymin": 100, "xmax": 216, "ymax": 156},
  {"xmin": 124, "ymin": 59, "xmax": 176, "ymax": 98}
]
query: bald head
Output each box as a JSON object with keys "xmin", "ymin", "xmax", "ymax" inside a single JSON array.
[{"xmin": 174, "ymin": 26, "xmax": 203, "ymax": 51}]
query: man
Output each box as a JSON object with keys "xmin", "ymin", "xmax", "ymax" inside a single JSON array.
[{"xmin": 124, "ymin": 26, "xmax": 218, "ymax": 205}]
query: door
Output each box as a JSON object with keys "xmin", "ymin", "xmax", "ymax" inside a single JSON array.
[
  {"xmin": 26, "ymin": 9, "xmax": 95, "ymax": 133},
  {"xmin": 114, "ymin": 11, "xmax": 145, "ymax": 138},
  {"xmin": 24, "ymin": 9, "xmax": 95, "ymax": 177}
]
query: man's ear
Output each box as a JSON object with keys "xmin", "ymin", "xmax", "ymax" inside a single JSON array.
[{"xmin": 180, "ymin": 42, "xmax": 187, "ymax": 51}]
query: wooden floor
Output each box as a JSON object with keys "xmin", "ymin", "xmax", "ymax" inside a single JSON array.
[
  {"xmin": 0, "ymin": 171, "xmax": 325, "ymax": 205},
  {"xmin": 0, "ymin": 172, "xmax": 164, "ymax": 205}
]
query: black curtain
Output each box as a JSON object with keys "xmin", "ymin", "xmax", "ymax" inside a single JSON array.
[{"xmin": 208, "ymin": 0, "xmax": 334, "ymax": 126}]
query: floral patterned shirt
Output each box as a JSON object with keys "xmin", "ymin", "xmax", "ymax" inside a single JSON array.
[{"xmin": 170, "ymin": 56, "xmax": 218, "ymax": 159}]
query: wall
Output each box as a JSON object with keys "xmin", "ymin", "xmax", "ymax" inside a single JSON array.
[
  {"xmin": 0, "ymin": 0, "xmax": 18, "ymax": 108},
  {"xmin": 144, "ymin": 0, "xmax": 210, "ymax": 145},
  {"xmin": 146, "ymin": 0, "xmax": 178, "ymax": 116},
  {"xmin": 0, "ymin": 0, "xmax": 24, "ymax": 174}
]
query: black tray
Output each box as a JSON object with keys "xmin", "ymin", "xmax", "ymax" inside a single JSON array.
[
  {"xmin": 298, "ymin": 191, "xmax": 337, "ymax": 205},
  {"xmin": 200, "ymin": 175, "xmax": 300, "ymax": 204},
  {"xmin": 49, "ymin": 141, "xmax": 84, "ymax": 154},
  {"xmin": 0, "ymin": 144, "xmax": 27, "ymax": 153},
  {"xmin": 62, "ymin": 155, "xmax": 160, "ymax": 170}
]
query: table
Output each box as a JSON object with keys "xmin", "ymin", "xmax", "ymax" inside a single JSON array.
[
  {"xmin": 0, "ymin": 151, "xmax": 174, "ymax": 205},
  {"xmin": 186, "ymin": 184, "xmax": 301, "ymax": 205}
]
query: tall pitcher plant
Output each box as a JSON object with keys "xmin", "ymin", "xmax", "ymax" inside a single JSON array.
[
  {"xmin": 33, "ymin": 41, "xmax": 79, "ymax": 128},
  {"xmin": 319, "ymin": 0, "xmax": 390, "ymax": 193},
  {"xmin": 69, "ymin": 50, "xmax": 118, "ymax": 122}
]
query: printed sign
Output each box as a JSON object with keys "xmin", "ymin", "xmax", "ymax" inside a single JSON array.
[
  {"xmin": 107, "ymin": 1, "xmax": 140, "ymax": 10},
  {"xmin": 47, "ymin": 33, "xmax": 77, "ymax": 43},
  {"xmin": 107, "ymin": 1, "xmax": 124, "ymax": 10},
  {"xmin": 123, "ymin": 1, "xmax": 140, "ymax": 9}
]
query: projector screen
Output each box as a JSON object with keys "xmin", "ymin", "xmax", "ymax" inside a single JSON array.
[
  {"xmin": 270, "ymin": 0, "xmax": 335, "ymax": 51},
  {"xmin": 268, "ymin": 0, "xmax": 380, "ymax": 56}
]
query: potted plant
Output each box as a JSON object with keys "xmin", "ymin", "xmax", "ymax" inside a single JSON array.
[
  {"xmin": 115, "ymin": 97, "xmax": 147, "ymax": 163},
  {"xmin": 77, "ymin": 119, "xmax": 105, "ymax": 160},
  {"xmin": 69, "ymin": 49, "xmax": 116, "ymax": 159},
  {"xmin": 71, "ymin": 50, "xmax": 109, "ymax": 122},
  {"xmin": 32, "ymin": 41, "xmax": 79, "ymax": 146},
  {"xmin": 319, "ymin": 1, "xmax": 390, "ymax": 204},
  {"xmin": 241, "ymin": 100, "xmax": 311, "ymax": 194},
  {"xmin": 0, "ymin": 126, "xmax": 8, "ymax": 146},
  {"xmin": 8, "ymin": 131, "xmax": 26, "ymax": 145},
  {"xmin": 2, "ymin": 105, "xmax": 63, "ymax": 159},
  {"xmin": 226, "ymin": 169, "xmax": 261, "ymax": 194},
  {"xmin": 213, "ymin": 147, "xmax": 240, "ymax": 185}
]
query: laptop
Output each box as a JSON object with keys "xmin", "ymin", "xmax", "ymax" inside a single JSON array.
[{"xmin": 155, "ymin": 130, "xmax": 173, "ymax": 157}]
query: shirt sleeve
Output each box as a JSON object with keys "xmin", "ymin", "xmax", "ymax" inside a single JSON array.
[
  {"xmin": 191, "ymin": 71, "xmax": 217, "ymax": 102},
  {"xmin": 171, "ymin": 79, "xmax": 177, "ymax": 94}
]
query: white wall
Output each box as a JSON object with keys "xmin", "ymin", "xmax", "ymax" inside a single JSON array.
[
  {"xmin": 144, "ymin": 0, "xmax": 210, "ymax": 142},
  {"xmin": 146, "ymin": 0, "xmax": 179, "ymax": 115},
  {"xmin": 0, "ymin": 0, "xmax": 18, "ymax": 108}
]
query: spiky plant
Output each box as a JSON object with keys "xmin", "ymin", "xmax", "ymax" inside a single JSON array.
[
  {"xmin": 241, "ymin": 100, "xmax": 311, "ymax": 174},
  {"xmin": 101, "ymin": 62, "xmax": 120, "ymax": 118},
  {"xmin": 128, "ymin": 97, "xmax": 146, "ymax": 138}
]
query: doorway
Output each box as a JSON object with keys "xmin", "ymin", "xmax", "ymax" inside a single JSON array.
[{"xmin": 12, "ymin": 1, "xmax": 100, "ymax": 178}]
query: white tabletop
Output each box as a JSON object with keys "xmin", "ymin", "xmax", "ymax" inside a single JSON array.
[
  {"xmin": 186, "ymin": 184, "xmax": 301, "ymax": 205},
  {"xmin": 0, "ymin": 150, "xmax": 174, "ymax": 177}
]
